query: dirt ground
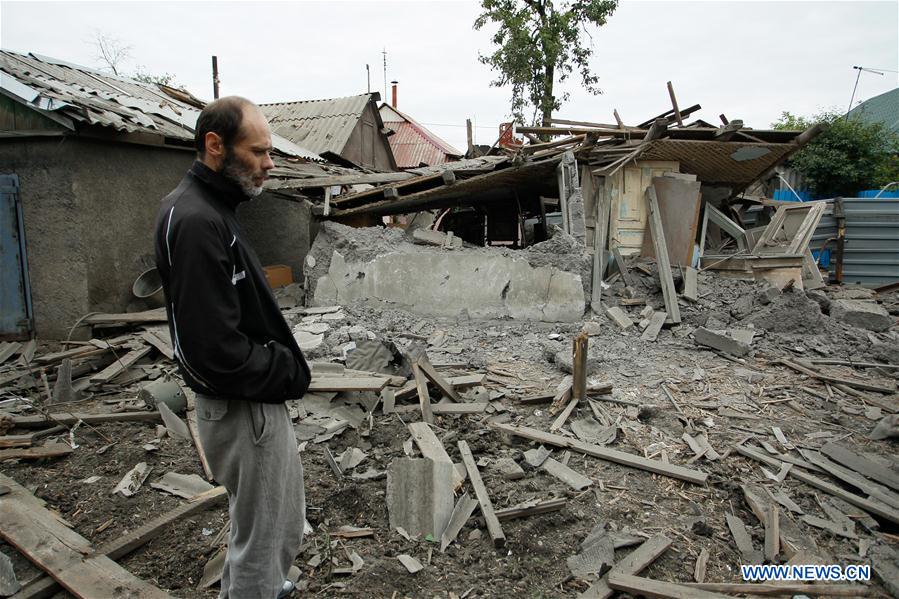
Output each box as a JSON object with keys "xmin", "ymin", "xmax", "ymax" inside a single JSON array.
[{"xmin": 2, "ymin": 273, "xmax": 898, "ymax": 598}]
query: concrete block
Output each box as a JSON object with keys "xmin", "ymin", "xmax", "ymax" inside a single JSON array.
[
  {"xmin": 693, "ymin": 327, "xmax": 751, "ymax": 357},
  {"xmin": 604, "ymin": 306, "xmax": 633, "ymax": 330},
  {"xmin": 830, "ymin": 299, "xmax": 892, "ymax": 332},
  {"xmin": 314, "ymin": 250, "xmax": 585, "ymax": 323},
  {"xmin": 386, "ymin": 458, "xmax": 455, "ymax": 539}
]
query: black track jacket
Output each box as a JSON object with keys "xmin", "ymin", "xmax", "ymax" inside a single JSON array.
[{"xmin": 153, "ymin": 161, "xmax": 310, "ymax": 403}]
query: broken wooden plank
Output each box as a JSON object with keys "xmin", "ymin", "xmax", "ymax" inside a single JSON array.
[
  {"xmin": 682, "ymin": 267, "xmax": 698, "ymax": 302},
  {"xmin": 185, "ymin": 410, "xmax": 214, "ymax": 481},
  {"xmin": 607, "ymin": 572, "xmax": 730, "ymax": 599},
  {"xmin": 82, "ymin": 308, "xmax": 167, "ymax": 325},
  {"xmin": 446, "ymin": 373, "xmax": 487, "ymax": 389},
  {"xmin": 416, "ymin": 356, "xmax": 463, "ymax": 402},
  {"xmin": 307, "ymin": 376, "xmax": 389, "ymax": 393},
  {"xmin": 457, "ymin": 440, "xmax": 505, "ymax": 548},
  {"xmin": 549, "ymin": 375, "xmax": 574, "ymax": 415},
  {"xmin": 778, "ymin": 359, "xmax": 896, "ymax": 396},
  {"xmin": 734, "ymin": 444, "xmax": 899, "ymax": 525},
  {"xmin": 491, "ymin": 422, "xmax": 708, "ymax": 485},
  {"xmin": 0, "ymin": 342, "xmax": 22, "ymax": 364},
  {"xmin": 440, "ymin": 492, "xmax": 479, "ymax": 552},
  {"xmin": 411, "ymin": 363, "xmax": 434, "ymax": 425},
  {"xmin": 611, "ymin": 247, "xmax": 637, "ymax": 288},
  {"xmin": 0, "ymin": 434, "xmax": 33, "ymax": 449},
  {"xmin": 725, "ymin": 513, "xmax": 762, "ymax": 565},
  {"xmin": 408, "ymin": 422, "xmax": 463, "ymax": 488},
  {"xmin": 572, "ymin": 332, "xmax": 588, "ymax": 401},
  {"xmin": 16, "ymin": 486, "xmax": 226, "ymax": 599},
  {"xmin": 579, "ymin": 534, "xmax": 673, "ymax": 599},
  {"xmin": 140, "ymin": 329, "xmax": 174, "ymax": 360},
  {"xmin": 89, "ymin": 345, "xmax": 152, "ymax": 384},
  {"xmin": 645, "ymin": 185, "xmax": 680, "ymax": 324},
  {"xmin": 493, "ymin": 498, "xmax": 566, "ymax": 522},
  {"xmin": 8, "ymin": 411, "xmax": 162, "ymax": 429},
  {"xmin": 392, "ymin": 402, "xmax": 490, "ymax": 416},
  {"xmin": 693, "ymin": 548, "xmax": 709, "ymax": 583},
  {"xmin": 541, "ymin": 457, "xmax": 592, "ymax": 490},
  {"xmin": 820, "ymin": 442, "xmax": 899, "ymax": 493},
  {"xmin": 800, "ymin": 449, "xmax": 899, "ymax": 510},
  {"xmin": 764, "ymin": 501, "xmax": 780, "ymax": 562},
  {"xmin": 0, "ymin": 443, "xmax": 73, "ymax": 462},
  {"xmin": 550, "ymin": 398, "xmax": 579, "ymax": 432},
  {"xmin": 0, "ymin": 476, "xmax": 173, "ymax": 599},
  {"xmin": 640, "ymin": 311, "xmax": 667, "ymax": 342}
]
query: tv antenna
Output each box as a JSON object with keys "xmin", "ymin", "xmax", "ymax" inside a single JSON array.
[{"xmin": 847, "ymin": 65, "xmax": 884, "ymax": 117}]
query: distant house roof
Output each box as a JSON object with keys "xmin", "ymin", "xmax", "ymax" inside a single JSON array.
[
  {"xmin": 260, "ymin": 93, "xmax": 379, "ymax": 158},
  {"xmin": 849, "ymin": 87, "xmax": 899, "ymax": 135},
  {"xmin": 379, "ymin": 103, "xmax": 462, "ymax": 168},
  {"xmin": 0, "ymin": 50, "xmax": 323, "ymax": 162}
]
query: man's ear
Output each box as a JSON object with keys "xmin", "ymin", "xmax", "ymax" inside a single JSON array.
[{"xmin": 205, "ymin": 131, "xmax": 225, "ymax": 160}]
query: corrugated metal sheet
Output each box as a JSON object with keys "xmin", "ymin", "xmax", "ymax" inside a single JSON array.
[
  {"xmin": 0, "ymin": 50, "xmax": 323, "ymax": 162},
  {"xmin": 383, "ymin": 121, "xmax": 454, "ymax": 168},
  {"xmin": 260, "ymin": 94, "xmax": 373, "ymax": 157},
  {"xmin": 807, "ymin": 198, "xmax": 899, "ymax": 287}
]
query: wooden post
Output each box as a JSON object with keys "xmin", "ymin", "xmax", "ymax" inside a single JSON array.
[
  {"xmin": 458, "ymin": 441, "xmax": 506, "ymax": 548},
  {"xmin": 645, "ymin": 185, "xmax": 681, "ymax": 324},
  {"xmin": 322, "ymin": 186, "xmax": 332, "ymax": 217},
  {"xmin": 591, "ymin": 178, "xmax": 610, "ymax": 309},
  {"xmin": 666, "ymin": 81, "xmax": 683, "ymax": 126},
  {"xmin": 572, "ymin": 333, "xmax": 588, "ymax": 401},
  {"xmin": 466, "ymin": 118, "xmax": 474, "ymax": 155}
]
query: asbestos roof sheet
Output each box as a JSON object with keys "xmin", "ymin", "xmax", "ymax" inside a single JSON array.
[
  {"xmin": 0, "ymin": 50, "xmax": 322, "ymax": 162},
  {"xmin": 379, "ymin": 104, "xmax": 461, "ymax": 169},
  {"xmin": 260, "ymin": 94, "xmax": 376, "ymax": 157}
]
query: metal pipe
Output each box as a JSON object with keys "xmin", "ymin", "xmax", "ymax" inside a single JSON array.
[{"xmin": 211, "ymin": 56, "xmax": 220, "ymax": 99}]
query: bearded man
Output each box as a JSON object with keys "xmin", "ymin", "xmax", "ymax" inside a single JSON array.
[{"xmin": 154, "ymin": 96, "xmax": 310, "ymax": 599}]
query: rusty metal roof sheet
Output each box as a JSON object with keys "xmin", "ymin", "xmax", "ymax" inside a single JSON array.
[
  {"xmin": 260, "ymin": 94, "xmax": 376, "ymax": 157},
  {"xmin": 0, "ymin": 50, "xmax": 323, "ymax": 162},
  {"xmin": 379, "ymin": 104, "xmax": 461, "ymax": 168}
]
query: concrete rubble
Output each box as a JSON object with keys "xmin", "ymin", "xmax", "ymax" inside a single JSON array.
[{"xmin": 306, "ymin": 221, "xmax": 589, "ymax": 323}]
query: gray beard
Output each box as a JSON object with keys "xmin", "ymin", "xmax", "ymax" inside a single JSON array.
[{"xmin": 222, "ymin": 151, "xmax": 264, "ymax": 198}]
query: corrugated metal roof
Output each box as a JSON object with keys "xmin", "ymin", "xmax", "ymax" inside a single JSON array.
[
  {"xmin": 379, "ymin": 104, "xmax": 461, "ymax": 168},
  {"xmin": 849, "ymin": 87, "xmax": 899, "ymax": 135},
  {"xmin": 0, "ymin": 50, "xmax": 323, "ymax": 162},
  {"xmin": 260, "ymin": 94, "xmax": 375, "ymax": 157}
]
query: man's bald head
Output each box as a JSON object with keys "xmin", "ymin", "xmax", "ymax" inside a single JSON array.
[{"xmin": 194, "ymin": 96, "xmax": 259, "ymax": 158}]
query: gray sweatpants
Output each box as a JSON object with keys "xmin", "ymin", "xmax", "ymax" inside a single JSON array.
[{"xmin": 196, "ymin": 395, "xmax": 305, "ymax": 599}]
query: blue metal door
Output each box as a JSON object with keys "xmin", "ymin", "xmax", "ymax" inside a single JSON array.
[{"xmin": 0, "ymin": 175, "xmax": 34, "ymax": 339}]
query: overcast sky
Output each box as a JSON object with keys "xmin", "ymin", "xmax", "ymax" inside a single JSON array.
[{"xmin": 2, "ymin": 1, "xmax": 897, "ymax": 153}]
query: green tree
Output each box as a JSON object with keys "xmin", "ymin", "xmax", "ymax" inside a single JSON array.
[
  {"xmin": 772, "ymin": 110, "xmax": 899, "ymax": 197},
  {"xmin": 133, "ymin": 67, "xmax": 178, "ymax": 87},
  {"xmin": 474, "ymin": 0, "xmax": 618, "ymax": 126}
]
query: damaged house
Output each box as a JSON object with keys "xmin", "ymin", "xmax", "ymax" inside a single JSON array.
[
  {"xmin": 299, "ymin": 101, "xmax": 828, "ymax": 325},
  {"xmin": 0, "ymin": 51, "xmax": 390, "ymax": 339},
  {"xmin": 261, "ymin": 92, "xmax": 397, "ymax": 171}
]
